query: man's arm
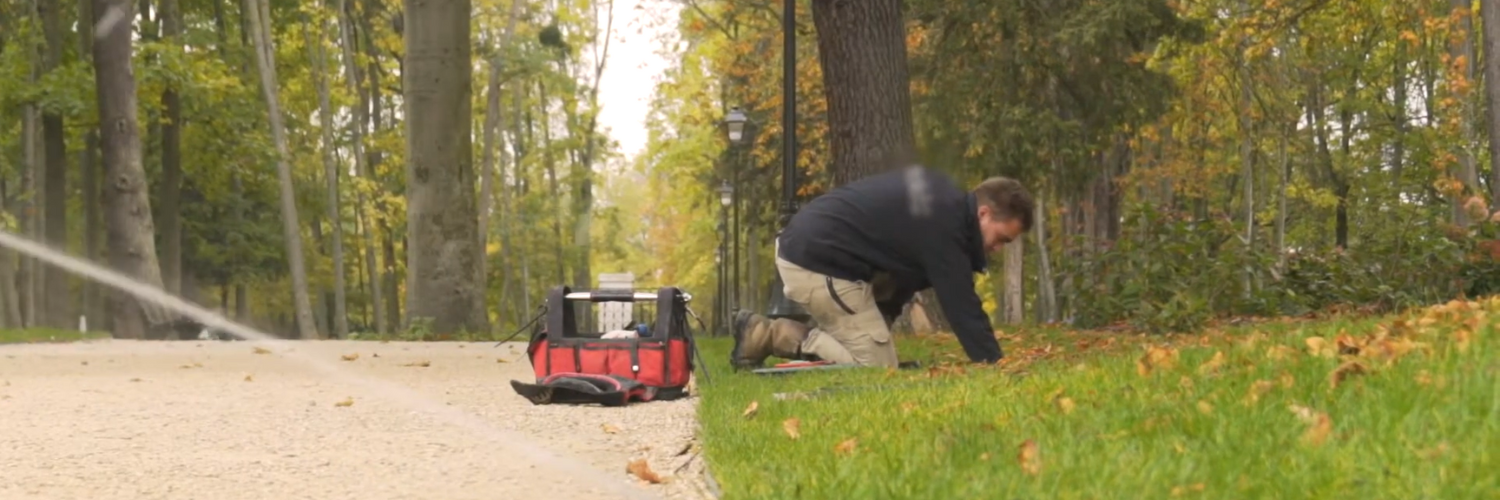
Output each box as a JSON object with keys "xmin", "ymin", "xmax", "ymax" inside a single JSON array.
[{"xmin": 920, "ymin": 235, "xmax": 1003, "ymax": 363}]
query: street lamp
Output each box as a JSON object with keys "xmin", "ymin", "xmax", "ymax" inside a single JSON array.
[
  {"xmin": 726, "ymin": 107, "xmax": 748, "ymax": 145},
  {"xmin": 765, "ymin": 0, "xmax": 809, "ymax": 323},
  {"xmin": 717, "ymin": 181, "xmax": 733, "ymax": 335},
  {"xmin": 718, "ymin": 181, "xmax": 733, "ymax": 207}
]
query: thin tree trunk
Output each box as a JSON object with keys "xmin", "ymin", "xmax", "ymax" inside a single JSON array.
[
  {"xmin": 312, "ymin": 17, "xmax": 348, "ymax": 339},
  {"xmin": 403, "ymin": 0, "xmax": 488, "ymax": 334},
  {"xmin": 79, "ymin": 0, "xmax": 102, "ymax": 330},
  {"xmin": 1238, "ymin": 23, "xmax": 1254, "ymax": 298},
  {"xmin": 1034, "ymin": 189, "xmax": 1055, "ymax": 323},
  {"xmin": 337, "ymin": 0, "xmax": 386, "ymax": 335},
  {"xmin": 1480, "ymin": 0, "xmax": 1500, "ymax": 206},
  {"xmin": 20, "ymin": 100, "xmax": 37, "ymax": 328},
  {"xmin": 93, "ymin": 0, "xmax": 167, "ymax": 339},
  {"xmin": 1003, "ymin": 236, "xmax": 1024, "ymax": 325},
  {"xmin": 1453, "ymin": 0, "xmax": 1481, "ymax": 225},
  {"xmin": 159, "ymin": 0, "xmax": 182, "ymax": 296},
  {"xmin": 0, "ymin": 184, "xmax": 22, "ymax": 328},
  {"xmin": 1275, "ymin": 126, "xmax": 1290, "ymax": 272},
  {"xmin": 246, "ymin": 0, "xmax": 319, "ymax": 339},
  {"xmin": 479, "ymin": 0, "xmax": 524, "ymax": 329},
  {"xmin": 40, "ymin": 0, "xmax": 69, "ymax": 328}
]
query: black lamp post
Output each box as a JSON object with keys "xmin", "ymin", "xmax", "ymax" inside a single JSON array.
[
  {"xmin": 716, "ymin": 181, "xmax": 733, "ymax": 335},
  {"xmin": 724, "ymin": 108, "xmax": 747, "ymax": 316},
  {"xmin": 765, "ymin": 0, "xmax": 809, "ymax": 322}
]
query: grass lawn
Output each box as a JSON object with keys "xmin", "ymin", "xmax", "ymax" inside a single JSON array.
[
  {"xmin": 0, "ymin": 327, "xmax": 110, "ymax": 344},
  {"xmin": 694, "ymin": 300, "xmax": 1498, "ymax": 499}
]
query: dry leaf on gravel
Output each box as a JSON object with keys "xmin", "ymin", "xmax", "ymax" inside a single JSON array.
[
  {"xmin": 835, "ymin": 437, "xmax": 858, "ymax": 456},
  {"xmin": 252, "ymin": 346, "xmax": 271, "ymax": 355},
  {"xmin": 602, "ymin": 424, "xmax": 621, "ymax": 434},
  {"xmin": 742, "ymin": 400, "xmax": 759, "ymax": 419},
  {"xmin": 1329, "ymin": 360, "xmax": 1367, "ymax": 390},
  {"xmin": 496, "ymin": 358, "xmax": 509, "ymax": 363},
  {"xmin": 626, "ymin": 459, "xmax": 663, "ymax": 484},
  {"xmin": 129, "ymin": 378, "xmax": 142, "ymax": 382},
  {"xmin": 178, "ymin": 362, "xmax": 202, "ymax": 369},
  {"xmin": 341, "ymin": 353, "xmax": 359, "ymax": 361},
  {"xmin": 402, "ymin": 361, "xmax": 431, "ymax": 368},
  {"xmin": 243, "ymin": 374, "xmax": 254, "ymax": 382},
  {"xmin": 334, "ymin": 397, "xmax": 354, "ymax": 407},
  {"xmin": 783, "ymin": 418, "xmax": 801, "ymax": 440},
  {"xmin": 1017, "ymin": 439, "xmax": 1041, "ymax": 475}
]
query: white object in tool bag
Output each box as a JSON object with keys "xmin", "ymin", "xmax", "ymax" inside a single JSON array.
[{"xmin": 600, "ymin": 329, "xmax": 639, "ymax": 339}]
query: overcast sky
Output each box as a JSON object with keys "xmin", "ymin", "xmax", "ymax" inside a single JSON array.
[{"xmin": 594, "ymin": 0, "xmax": 680, "ymax": 162}]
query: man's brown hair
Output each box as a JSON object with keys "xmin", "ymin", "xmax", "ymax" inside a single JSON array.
[{"xmin": 973, "ymin": 177, "xmax": 1035, "ymax": 231}]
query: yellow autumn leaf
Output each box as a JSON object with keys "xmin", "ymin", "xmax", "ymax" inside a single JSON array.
[
  {"xmin": 1329, "ymin": 360, "xmax": 1367, "ymax": 390},
  {"xmin": 334, "ymin": 397, "xmax": 354, "ymax": 407},
  {"xmin": 782, "ymin": 418, "xmax": 801, "ymax": 440},
  {"xmin": 1017, "ymin": 439, "xmax": 1041, "ymax": 475},
  {"xmin": 1304, "ymin": 337, "xmax": 1336, "ymax": 358},
  {"xmin": 742, "ymin": 400, "xmax": 759, "ymax": 419},
  {"xmin": 341, "ymin": 353, "xmax": 359, "ymax": 361},
  {"xmin": 835, "ymin": 437, "xmax": 858, "ymax": 456},
  {"xmin": 1197, "ymin": 351, "xmax": 1226, "ymax": 375}
]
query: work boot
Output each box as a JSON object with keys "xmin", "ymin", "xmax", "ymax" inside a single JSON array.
[{"xmin": 731, "ymin": 313, "xmax": 813, "ymax": 370}]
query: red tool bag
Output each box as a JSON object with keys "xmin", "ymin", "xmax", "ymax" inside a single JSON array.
[{"xmin": 516, "ymin": 286, "xmax": 701, "ymax": 403}]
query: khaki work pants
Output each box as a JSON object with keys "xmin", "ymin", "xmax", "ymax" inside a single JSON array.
[{"xmin": 774, "ymin": 242, "xmax": 900, "ymax": 368}]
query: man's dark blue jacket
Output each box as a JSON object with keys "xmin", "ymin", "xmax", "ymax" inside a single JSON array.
[{"xmin": 775, "ymin": 165, "xmax": 1002, "ymax": 363}]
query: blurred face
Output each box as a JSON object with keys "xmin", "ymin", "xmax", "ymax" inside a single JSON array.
[{"xmin": 977, "ymin": 205, "xmax": 1024, "ymax": 254}]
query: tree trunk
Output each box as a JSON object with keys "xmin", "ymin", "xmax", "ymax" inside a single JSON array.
[
  {"xmin": 20, "ymin": 97, "xmax": 37, "ymax": 328},
  {"xmin": 93, "ymin": 0, "xmax": 168, "ymax": 339},
  {"xmin": 479, "ymin": 0, "xmax": 524, "ymax": 329},
  {"xmin": 1237, "ymin": 28, "xmax": 1254, "ymax": 299},
  {"xmin": 1275, "ymin": 126, "xmax": 1290, "ymax": 272},
  {"xmin": 1481, "ymin": 0, "xmax": 1500, "ymax": 206},
  {"xmin": 39, "ymin": 0, "xmax": 70, "ymax": 328},
  {"xmin": 158, "ymin": 0, "xmax": 183, "ymax": 296},
  {"xmin": 79, "ymin": 0, "xmax": 102, "ymax": 330},
  {"xmin": 403, "ymin": 0, "xmax": 488, "ymax": 334},
  {"xmin": 1453, "ymin": 0, "xmax": 1481, "ymax": 225},
  {"xmin": 246, "ymin": 0, "xmax": 319, "ymax": 339},
  {"xmin": 312, "ymin": 18, "xmax": 348, "ymax": 339},
  {"xmin": 1003, "ymin": 236, "xmax": 1024, "ymax": 325},
  {"xmin": 1034, "ymin": 189, "xmax": 1055, "ymax": 323},
  {"xmin": 0, "ymin": 185, "xmax": 23, "ymax": 328},
  {"xmin": 811, "ymin": 0, "xmax": 918, "ymax": 183}
]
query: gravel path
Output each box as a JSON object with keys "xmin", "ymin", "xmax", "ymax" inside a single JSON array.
[{"xmin": 0, "ymin": 340, "xmax": 714, "ymax": 500}]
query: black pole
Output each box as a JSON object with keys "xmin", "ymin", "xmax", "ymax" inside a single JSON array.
[
  {"xmin": 779, "ymin": 0, "xmax": 797, "ymax": 227},
  {"xmin": 732, "ymin": 161, "xmax": 741, "ymax": 313}
]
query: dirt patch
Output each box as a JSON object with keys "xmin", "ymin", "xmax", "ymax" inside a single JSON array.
[{"xmin": 0, "ymin": 340, "xmax": 713, "ymax": 500}]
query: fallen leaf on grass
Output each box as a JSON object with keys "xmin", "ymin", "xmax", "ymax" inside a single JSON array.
[
  {"xmin": 835, "ymin": 438, "xmax": 858, "ymax": 456},
  {"xmin": 1171, "ymin": 483, "xmax": 1207, "ymax": 496},
  {"xmin": 1136, "ymin": 346, "xmax": 1178, "ymax": 377},
  {"xmin": 1304, "ymin": 337, "xmax": 1337, "ymax": 358},
  {"xmin": 602, "ymin": 424, "xmax": 621, "ymax": 434},
  {"xmin": 1415, "ymin": 442, "xmax": 1451, "ymax": 460},
  {"xmin": 334, "ymin": 397, "xmax": 354, "ymax": 407},
  {"xmin": 980, "ymin": 452, "xmax": 991, "ymax": 461},
  {"xmin": 341, "ymin": 353, "xmax": 359, "ymax": 361},
  {"xmin": 1244, "ymin": 380, "xmax": 1275, "ymax": 405},
  {"xmin": 742, "ymin": 401, "xmax": 759, "ymax": 419},
  {"xmin": 402, "ymin": 361, "xmax": 431, "ymax": 368},
  {"xmin": 1279, "ymin": 372, "xmax": 1296, "ymax": 389},
  {"xmin": 626, "ymin": 458, "xmax": 663, "ymax": 484},
  {"xmin": 252, "ymin": 346, "xmax": 272, "ymax": 355},
  {"xmin": 1197, "ymin": 351, "xmax": 1226, "ymax": 375},
  {"xmin": 1197, "ymin": 400, "xmax": 1214, "ymax": 415},
  {"xmin": 1266, "ymin": 345, "xmax": 1299, "ymax": 361},
  {"xmin": 900, "ymin": 401, "xmax": 918, "ymax": 413},
  {"xmin": 1017, "ymin": 439, "xmax": 1041, "ymax": 475},
  {"xmin": 1302, "ymin": 411, "xmax": 1332, "ymax": 446},
  {"xmin": 782, "ymin": 418, "xmax": 801, "ymax": 440},
  {"xmin": 1329, "ymin": 360, "xmax": 1367, "ymax": 390}
]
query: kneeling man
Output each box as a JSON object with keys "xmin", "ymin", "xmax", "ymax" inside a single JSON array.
[{"xmin": 732, "ymin": 165, "xmax": 1034, "ymax": 369}]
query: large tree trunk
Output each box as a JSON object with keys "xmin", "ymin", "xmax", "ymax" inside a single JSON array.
[
  {"xmin": 93, "ymin": 0, "xmax": 168, "ymax": 339},
  {"xmin": 811, "ymin": 0, "xmax": 918, "ymax": 183},
  {"xmin": 20, "ymin": 90, "xmax": 38, "ymax": 328},
  {"xmin": 312, "ymin": 19, "xmax": 349, "ymax": 339},
  {"xmin": 1237, "ymin": 27, "xmax": 1255, "ymax": 299},
  {"xmin": 403, "ymin": 0, "xmax": 488, "ymax": 333},
  {"xmin": 158, "ymin": 0, "xmax": 183, "ymax": 296},
  {"xmin": 1481, "ymin": 0, "xmax": 1500, "ymax": 206},
  {"xmin": 40, "ymin": 0, "xmax": 70, "ymax": 328},
  {"xmin": 246, "ymin": 0, "xmax": 319, "ymax": 339}
]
